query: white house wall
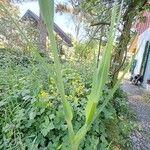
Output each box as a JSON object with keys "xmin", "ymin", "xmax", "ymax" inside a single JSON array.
[
  {"xmin": 134, "ymin": 37, "xmax": 145, "ymax": 74},
  {"xmin": 134, "ymin": 27, "xmax": 150, "ymax": 88}
]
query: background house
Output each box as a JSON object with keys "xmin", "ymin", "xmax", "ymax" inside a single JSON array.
[
  {"xmin": 21, "ymin": 9, "xmax": 73, "ymax": 55},
  {"xmin": 129, "ymin": 10, "xmax": 150, "ymax": 89}
]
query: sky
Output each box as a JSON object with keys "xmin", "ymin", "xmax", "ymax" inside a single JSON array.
[{"xmin": 17, "ymin": 1, "xmax": 76, "ymax": 37}]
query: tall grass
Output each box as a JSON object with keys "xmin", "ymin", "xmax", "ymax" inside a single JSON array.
[{"xmin": 38, "ymin": 0, "xmax": 130, "ymax": 149}]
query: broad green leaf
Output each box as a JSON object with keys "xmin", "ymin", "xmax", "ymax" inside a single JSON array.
[
  {"xmin": 85, "ymin": 99, "xmax": 97, "ymax": 126},
  {"xmin": 29, "ymin": 110, "xmax": 36, "ymax": 120},
  {"xmin": 49, "ymin": 114, "xmax": 55, "ymax": 120},
  {"xmin": 63, "ymin": 100, "xmax": 73, "ymax": 122},
  {"xmin": 49, "ymin": 122, "xmax": 55, "ymax": 130},
  {"xmin": 41, "ymin": 128, "xmax": 48, "ymax": 137}
]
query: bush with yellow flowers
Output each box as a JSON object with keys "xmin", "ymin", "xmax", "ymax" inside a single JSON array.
[{"xmin": 0, "ymin": 51, "xmax": 134, "ymax": 150}]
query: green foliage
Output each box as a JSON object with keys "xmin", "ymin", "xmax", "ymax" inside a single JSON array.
[
  {"xmin": 38, "ymin": 1, "xmax": 132, "ymax": 148},
  {"xmin": 0, "ymin": 0, "xmax": 135, "ymax": 149},
  {"xmin": 0, "ymin": 51, "xmax": 134, "ymax": 150},
  {"xmin": 73, "ymin": 40, "xmax": 97, "ymax": 61}
]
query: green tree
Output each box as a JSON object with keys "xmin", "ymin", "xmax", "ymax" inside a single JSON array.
[{"xmin": 56, "ymin": 0, "xmax": 149, "ymax": 84}]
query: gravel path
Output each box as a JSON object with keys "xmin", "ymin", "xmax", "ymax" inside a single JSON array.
[{"xmin": 122, "ymin": 80, "xmax": 150, "ymax": 150}]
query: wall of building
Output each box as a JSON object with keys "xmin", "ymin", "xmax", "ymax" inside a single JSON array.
[{"xmin": 134, "ymin": 27, "xmax": 150, "ymax": 88}]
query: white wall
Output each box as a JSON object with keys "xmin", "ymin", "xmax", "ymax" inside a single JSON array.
[
  {"xmin": 134, "ymin": 38, "xmax": 145, "ymax": 74},
  {"xmin": 134, "ymin": 27, "xmax": 150, "ymax": 88}
]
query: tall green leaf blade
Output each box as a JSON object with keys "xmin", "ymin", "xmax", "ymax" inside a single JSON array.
[
  {"xmin": 74, "ymin": 125, "xmax": 87, "ymax": 149},
  {"xmin": 85, "ymin": 99, "xmax": 97, "ymax": 126},
  {"xmin": 38, "ymin": 0, "xmax": 73, "ymax": 122},
  {"xmin": 95, "ymin": 2, "xmax": 118, "ymax": 102},
  {"xmin": 94, "ymin": 59, "xmax": 132, "ymax": 120},
  {"xmin": 38, "ymin": 0, "xmax": 53, "ymax": 28},
  {"xmin": 90, "ymin": 52, "xmax": 99, "ymax": 98}
]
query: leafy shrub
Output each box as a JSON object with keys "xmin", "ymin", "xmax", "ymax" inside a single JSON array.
[{"xmin": 0, "ymin": 51, "xmax": 133, "ymax": 149}]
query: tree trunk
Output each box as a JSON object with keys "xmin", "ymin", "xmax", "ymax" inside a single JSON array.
[{"xmin": 111, "ymin": 0, "xmax": 147, "ymax": 86}]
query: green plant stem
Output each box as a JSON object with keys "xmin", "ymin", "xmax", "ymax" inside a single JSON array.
[
  {"xmin": 46, "ymin": 14, "xmax": 75, "ymax": 149},
  {"xmin": 38, "ymin": 0, "xmax": 75, "ymax": 145}
]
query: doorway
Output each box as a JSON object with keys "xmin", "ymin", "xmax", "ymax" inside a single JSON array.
[{"xmin": 140, "ymin": 41, "xmax": 150, "ymax": 78}]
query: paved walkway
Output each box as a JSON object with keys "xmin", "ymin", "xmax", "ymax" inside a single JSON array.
[{"xmin": 122, "ymin": 80, "xmax": 150, "ymax": 150}]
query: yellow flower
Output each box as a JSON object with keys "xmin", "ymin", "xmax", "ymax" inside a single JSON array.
[
  {"xmin": 40, "ymin": 90, "xmax": 49, "ymax": 97},
  {"xmin": 45, "ymin": 101, "xmax": 53, "ymax": 107},
  {"xmin": 50, "ymin": 77, "xmax": 55, "ymax": 84}
]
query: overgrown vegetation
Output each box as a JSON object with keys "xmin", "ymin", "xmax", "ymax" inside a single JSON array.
[
  {"xmin": 0, "ymin": 49, "xmax": 134, "ymax": 150},
  {"xmin": 0, "ymin": 0, "xmax": 144, "ymax": 149}
]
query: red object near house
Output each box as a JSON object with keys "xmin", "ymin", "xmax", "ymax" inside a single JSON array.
[{"xmin": 135, "ymin": 11, "xmax": 150, "ymax": 34}]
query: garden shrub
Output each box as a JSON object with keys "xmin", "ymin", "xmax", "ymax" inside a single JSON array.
[{"xmin": 0, "ymin": 51, "xmax": 134, "ymax": 150}]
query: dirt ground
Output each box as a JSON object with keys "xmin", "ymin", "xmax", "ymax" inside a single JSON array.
[{"xmin": 122, "ymin": 79, "xmax": 150, "ymax": 150}]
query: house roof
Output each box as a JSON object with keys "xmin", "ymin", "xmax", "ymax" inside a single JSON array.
[{"xmin": 21, "ymin": 9, "xmax": 73, "ymax": 47}]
